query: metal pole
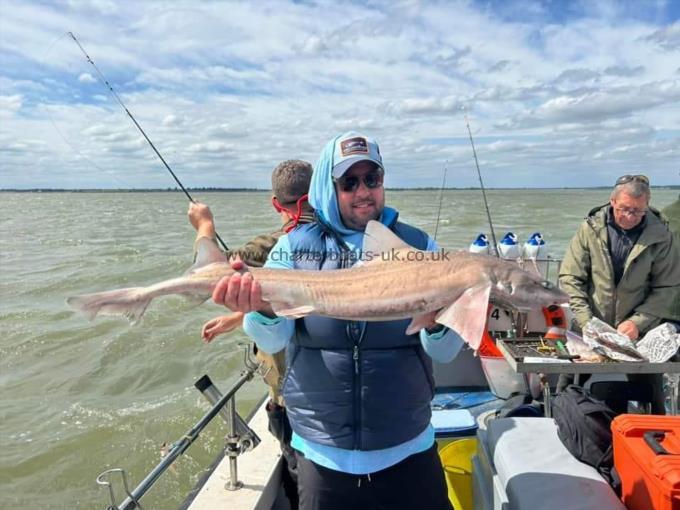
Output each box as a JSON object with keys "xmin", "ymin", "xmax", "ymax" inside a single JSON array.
[
  {"xmin": 116, "ymin": 369, "xmax": 254, "ymax": 510},
  {"xmin": 225, "ymin": 397, "xmax": 243, "ymax": 490}
]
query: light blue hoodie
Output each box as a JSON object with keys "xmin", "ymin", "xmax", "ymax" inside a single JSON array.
[{"xmin": 243, "ymin": 133, "xmax": 463, "ymax": 474}]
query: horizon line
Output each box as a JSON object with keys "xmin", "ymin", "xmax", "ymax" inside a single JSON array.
[{"xmin": 2, "ymin": 185, "xmax": 679, "ymax": 192}]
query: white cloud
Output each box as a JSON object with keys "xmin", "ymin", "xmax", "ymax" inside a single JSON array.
[
  {"xmin": 501, "ymin": 80, "xmax": 680, "ymax": 128},
  {"xmin": 383, "ymin": 96, "xmax": 463, "ymax": 116},
  {"xmin": 161, "ymin": 114, "xmax": 181, "ymax": 127},
  {"xmin": 554, "ymin": 68, "xmax": 601, "ymax": 84},
  {"xmin": 603, "ymin": 65, "xmax": 645, "ymax": 77},
  {"xmin": 299, "ymin": 36, "xmax": 328, "ymax": 55},
  {"xmin": 643, "ymin": 23, "xmax": 680, "ymax": 51},
  {"xmin": 186, "ymin": 141, "xmax": 233, "ymax": 154},
  {"xmin": 0, "ymin": 94, "xmax": 23, "ymax": 114},
  {"xmin": 77, "ymin": 73, "xmax": 96, "ymax": 83},
  {"xmin": 0, "ymin": 0, "xmax": 678, "ymax": 189}
]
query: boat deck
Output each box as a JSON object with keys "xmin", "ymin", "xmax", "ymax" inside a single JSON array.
[{"xmin": 187, "ymin": 399, "xmax": 283, "ymax": 510}]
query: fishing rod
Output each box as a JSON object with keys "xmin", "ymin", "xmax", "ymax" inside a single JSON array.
[
  {"xmin": 67, "ymin": 32, "xmax": 229, "ymax": 251},
  {"xmin": 464, "ymin": 114, "xmax": 499, "ymax": 257},
  {"xmin": 433, "ymin": 161, "xmax": 448, "ymax": 241}
]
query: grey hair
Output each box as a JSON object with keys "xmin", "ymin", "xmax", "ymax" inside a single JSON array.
[{"xmin": 610, "ymin": 181, "xmax": 650, "ymax": 201}]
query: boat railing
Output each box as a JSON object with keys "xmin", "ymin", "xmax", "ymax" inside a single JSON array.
[{"xmin": 97, "ymin": 344, "xmax": 262, "ymax": 510}]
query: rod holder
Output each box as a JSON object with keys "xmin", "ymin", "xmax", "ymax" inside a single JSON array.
[
  {"xmin": 194, "ymin": 375, "xmax": 261, "ymax": 452},
  {"xmin": 194, "ymin": 372, "xmax": 261, "ymax": 492}
]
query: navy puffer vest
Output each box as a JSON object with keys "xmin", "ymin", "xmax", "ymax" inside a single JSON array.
[{"xmin": 283, "ymin": 219, "xmax": 435, "ymax": 450}]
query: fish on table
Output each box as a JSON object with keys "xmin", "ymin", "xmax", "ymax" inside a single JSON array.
[{"xmin": 67, "ymin": 221, "xmax": 569, "ymax": 350}]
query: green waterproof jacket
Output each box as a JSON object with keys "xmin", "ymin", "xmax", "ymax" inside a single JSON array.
[
  {"xmin": 193, "ymin": 213, "xmax": 315, "ymax": 267},
  {"xmin": 559, "ymin": 204, "xmax": 680, "ymax": 335}
]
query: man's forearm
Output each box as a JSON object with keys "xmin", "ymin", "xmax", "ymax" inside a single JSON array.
[{"xmin": 196, "ymin": 223, "xmax": 216, "ymax": 240}]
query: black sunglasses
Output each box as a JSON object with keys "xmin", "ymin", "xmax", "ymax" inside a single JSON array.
[
  {"xmin": 334, "ymin": 170, "xmax": 384, "ymax": 193},
  {"xmin": 616, "ymin": 174, "xmax": 649, "ymax": 186}
]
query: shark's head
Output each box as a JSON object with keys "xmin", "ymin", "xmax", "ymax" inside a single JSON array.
[{"xmin": 489, "ymin": 263, "xmax": 569, "ymax": 312}]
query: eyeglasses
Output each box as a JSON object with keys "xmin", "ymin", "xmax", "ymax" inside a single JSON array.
[
  {"xmin": 614, "ymin": 205, "xmax": 647, "ymax": 218},
  {"xmin": 615, "ymin": 174, "xmax": 649, "ymax": 186},
  {"xmin": 334, "ymin": 170, "xmax": 384, "ymax": 193}
]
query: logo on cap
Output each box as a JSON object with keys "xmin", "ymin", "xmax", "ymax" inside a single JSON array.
[{"xmin": 340, "ymin": 137, "xmax": 369, "ymax": 157}]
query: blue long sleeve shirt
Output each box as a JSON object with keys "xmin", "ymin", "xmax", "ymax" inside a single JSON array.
[{"xmin": 243, "ymin": 230, "xmax": 463, "ymax": 474}]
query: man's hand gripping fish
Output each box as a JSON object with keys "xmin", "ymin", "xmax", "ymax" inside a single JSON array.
[{"xmin": 67, "ymin": 221, "xmax": 568, "ymax": 350}]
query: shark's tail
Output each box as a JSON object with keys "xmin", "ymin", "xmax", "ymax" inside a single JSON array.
[{"xmin": 67, "ymin": 287, "xmax": 152, "ymax": 323}]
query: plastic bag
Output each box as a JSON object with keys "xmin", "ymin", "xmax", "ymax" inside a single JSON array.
[
  {"xmin": 635, "ymin": 323, "xmax": 680, "ymax": 363},
  {"xmin": 582, "ymin": 318, "xmax": 646, "ymax": 362}
]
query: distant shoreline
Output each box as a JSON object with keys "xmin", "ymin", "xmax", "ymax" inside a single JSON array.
[{"xmin": 2, "ymin": 186, "xmax": 679, "ymax": 192}]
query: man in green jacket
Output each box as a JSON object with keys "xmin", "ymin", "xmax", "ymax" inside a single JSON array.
[{"xmin": 558, "ymin": 175, "xmax": 680, "ymax": 413}]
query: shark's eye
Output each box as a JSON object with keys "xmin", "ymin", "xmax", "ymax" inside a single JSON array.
[
  {"xmin": 541, "ymin": 280, "xmax": 554, "ymax": 289},
  {"xmin": 505, "ymin": 282, "xmax": 514, "ymax": 294}
]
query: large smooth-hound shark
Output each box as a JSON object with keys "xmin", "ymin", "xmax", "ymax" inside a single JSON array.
[{"xmin": 67, "ymin": 221, "xmax": 568, "ymax": 350}]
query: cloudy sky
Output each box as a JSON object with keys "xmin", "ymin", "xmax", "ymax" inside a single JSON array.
[{"xmin": 1, "ymin": 0, "xmax": 679, "ymax": 189}]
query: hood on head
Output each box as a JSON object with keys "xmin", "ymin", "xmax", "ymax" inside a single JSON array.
[{"xmin": 310, "ymin": 132, "xmax": 396, "ymax": 236}]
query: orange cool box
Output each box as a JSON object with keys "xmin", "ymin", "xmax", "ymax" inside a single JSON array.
[{"xmin": 612, "ymin": 415, "xmax": 680, "ymax": 510}]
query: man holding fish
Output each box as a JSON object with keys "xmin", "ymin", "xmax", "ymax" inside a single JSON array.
[
  {"xmin": 212, "ymin": 132, "xmax": 567, "ymax": 510},
  {"xmin": 213, "ymin": 132, "xmax": 458, "ymax": 509}
]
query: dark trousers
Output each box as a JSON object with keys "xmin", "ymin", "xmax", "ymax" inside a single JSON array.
[
  {"xmin": 266, "ymin": 401, "xmax": 299, "ymax": 507},
  {"xmin": 557, "ymin": 373, "xmax": 666, "ymax": 414},
  {"xmin": 295, "ymin": 442, "xmax": 453, "ymax": 510}
]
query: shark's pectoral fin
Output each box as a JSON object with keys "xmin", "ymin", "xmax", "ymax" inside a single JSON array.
[
  {"xmin": 406, "ymin": 312, "xmax": 437, "ymax": 335},
  {"xmin": 435, "ymin": 283, "xmax": 491, "ymax": 351},
  {"xmin": 271, "ymin": 303, "xmax": 316, "ymax": 319}
]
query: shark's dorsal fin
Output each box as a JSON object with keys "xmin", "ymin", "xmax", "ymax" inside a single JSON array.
[
  {"xmin": 362, "ymin": 220, "xmax": 420, "ymax": 261},
  {"xmin": 524, "ymin": 257, "xmax": 542, "ymax": 277},
  {"xmin": 187, "ymin": 237, "xmax": 229, "ymax": 274}
]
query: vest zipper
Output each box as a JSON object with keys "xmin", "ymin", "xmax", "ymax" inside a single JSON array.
[
  {"xmin": 280, "ymin": 344, "xmax": 300, "ymax": 395},
  {"xmin": 348, "ymin": 321, "xmax": 366, "ymax": 450}
]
